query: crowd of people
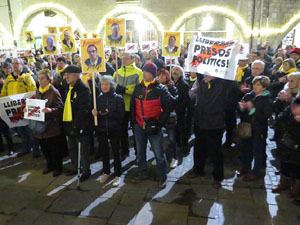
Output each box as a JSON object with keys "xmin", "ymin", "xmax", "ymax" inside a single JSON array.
[{"xmin": 0, "ymin": 41, "xmax": 299, "ymax": 201}]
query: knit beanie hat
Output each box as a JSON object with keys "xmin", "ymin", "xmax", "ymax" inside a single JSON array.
[{"xmin": 142, "ymin": 62, "xmax": 157, "ymax": 77}]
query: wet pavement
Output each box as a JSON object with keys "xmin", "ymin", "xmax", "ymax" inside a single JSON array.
[{"xmin": 0, "ymin": 129, "xmax": 299, "ymax": 225}]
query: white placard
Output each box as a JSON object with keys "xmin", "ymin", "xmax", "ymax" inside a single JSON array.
[
  {"xmin": 125, "ymin": 43, "xmax": 138, "ymax": 53},
  {"xmin": 24, "ymin": 98, "xmax": 46, "ymax": 122}
]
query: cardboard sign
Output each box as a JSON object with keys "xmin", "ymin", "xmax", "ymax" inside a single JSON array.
[
  {"xmin": 92, "ymin": 33, "xmax": 99, "ymax": 38},
  {"xmin": 141, "ymin": 42, "xmax": 152, "ymax": 51},
  {"xmin": 186, "ymin": 36, "xmax": 241, "ymax": 80},
  {"xmin": 0, "ymin": 91, "xmax": 35, "ymax": 128},
  {"xmin": 82, "ymin": 33, "xmax": 89, "ymax": 39},
  {"xmin": 48, "ymin": 27, "xmax": 57, "ymax": 34},
  {"xmin": 162, "ymin": 32, "xmax": 180, "ymax": 57},
  {"xmin": 165, "ymin": 56, "xmax": 179, "ymax": 67},
  {"xmin": 24, "ymin": 31, "xmax": 34, "ymax": 44},
  {"xmin": 24, "ymin": 98, "xmax": 46, "ymax": 122},
  {"xmin": 81, "ymin": 38, "xmax": 106, "ymax": 73},
  {"xmin": 125, "ymin": 43, "xmax": 138, "ymax": 53},
  {"xmin": 42, "ymin": 34, "xmax": 58, "ymax": 55},
  {"xmin": 105, "ymin": 18, "xmax": 126, "ymax": 47},
  {"xmin": 60, "ymin": 28, "xmax": 76, "ymax": 53},
  {"xmin": 126, "ymin": 31, "xmax": 132, "ymax": 43}
]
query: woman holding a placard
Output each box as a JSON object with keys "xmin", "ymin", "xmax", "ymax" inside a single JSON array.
[{"xmin": 33, "ymin": 69, "xmax": 64, "ymax": 177}]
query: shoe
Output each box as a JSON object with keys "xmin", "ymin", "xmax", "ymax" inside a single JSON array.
[
  {"xmin": 292, "ymin": 199, "xmax": 300, "ymax": 206},
  {"xmin": 170, "ymin": 158, "xmax": 178, "ymax": 169},
  {"xmin": 53, "ymin": 170, "xmax": 62, "ymax": 177},
  {"xmin": 152, "ymin": 159, "xmax": 157, "ymax": 166},
  {"xmin": 131, "ymin": 174, "xmax": 148, "ymax": 183},
  {"xmin": 272, "ymin": 175, "xmax": 292, "ymax": 193},
  {"xmin": 223, "ymin": 140, "xmax": 232, "ymax": 148},
  {"xmin": 65, "ymin": 170, "xmax": 77, "ymax": 176},
  {"xmin": 42, "ymin": 168, "xmax": 53, "ymax": 175},
  {"xmin": 8, "ymin": 151, "xmax": 14, "ymax": 156},
  {"xmin": 112, "ymin": 176, "xmax": 121, "ymax": 186},
  {"xmin": 236, "ymin": 168, "xmax": 249, "ymax": 177},
  {"xmin": 243, "ymin": 173, "xmax": 259, "ymax": 182},
  {"xmin": 80, "ymin": 173, "xmax": 91, "ymax": 182},
  {"xmin": 17, "ymin": 151, "xmax": 30, "ymax": 157},
  {"xmin": 100, "ymin": 173, "xmax": 110, "ymax": 184},
  {"xmin": 158, "ymin": 178, "xmax": 167, "ymax": 188},
  {"xmin": 212, "ymin": 180, "xmax": 222, "ymax": 188}
]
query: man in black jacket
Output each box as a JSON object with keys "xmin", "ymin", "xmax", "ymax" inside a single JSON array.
[
  {"xmin": 189, "ymin": 74, "xmax": 228, "ymax": 186},
  {"xmin": 172, "ymin": 65, "xmax": 190, "ymax": 149},
  {"xmin": 63, "ymin": 65, "xmax": 92, "ymax": 182}
]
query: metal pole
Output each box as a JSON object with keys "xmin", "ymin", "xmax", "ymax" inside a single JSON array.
[
  {"xmin": 250, "ymin": 0, "xmax": 256, "ymax": 50},
  {"xmin": 7, "ymin": 0, "xmax": 16, "ymax": 45},
  {"xmin": 77, "ymin": 141, "xmax": 81, "ymax": 190}
]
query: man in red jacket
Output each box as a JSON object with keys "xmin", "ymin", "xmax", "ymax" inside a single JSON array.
[{"xmin": 130, "ymin": 62, "xmax": 172, "ymax": 188}]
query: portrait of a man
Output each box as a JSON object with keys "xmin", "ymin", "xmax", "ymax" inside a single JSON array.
[
  {"xmin": 84, "ymin": 44, "xmax": 102, "ymax": 69},
  {"xmin": 165, "ymin": 36, "xmax": 178, "ymax": 54},
  {"xmin": 26, "ymin": 32, "xmax": 33, "ymax": 42},
  {"xmin": 45, "ymin": 36, "xmax": 56, "ymax": 52},
  {"xmin": 107, "ymin": 23, "xmax": 123, "ymax": 44},
  {"xmin": 62, "ymin": 30, "xmax": 73, "ymax": 49}
]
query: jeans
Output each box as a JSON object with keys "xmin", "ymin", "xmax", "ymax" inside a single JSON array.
[
  {"xmin": 193, "ymin": 126, "xmax": 224, "ymax": 181},
  {"xmin": 166, "ymin": 128, "xmax": 177, "ymax": 159},
  {"xmin": 121, "ymin": 111, "xmax": 136, "ymax": 155},
  {"xmin": 241, "ymin": 136, "xmax": 266, "ymax": 175},
  {"xmin": 98, "ymin": 132, "xmax": 122, "ymax": 176},
  {"xmin": 68, "ymin": 135, "xmax": 91, "ymax": 174},
  {"xmin": 134, "ymin": 124, "xmax": 167, "ymax": 179}
]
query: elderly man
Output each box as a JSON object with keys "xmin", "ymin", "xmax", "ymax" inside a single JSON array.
[
  {"xmin": 172, "ymin": 65, "xmax": 190, "ymax": 150},
  {"xmin": 0, "ymin": 58, "xmax": 37, "ymax": 157},
  {"xmin": 289, "ymin": 48, "xmax": 300, "ymax": 70},
  {"xmin": 243, "ymin": 60, "xmax": 265, "ymax": 91},
  {"xmin": 113, "ymin": 53, "xmax": 143, "ymax": 160},
  {"xmin": 63, "ymin": 65, "xmax": 92, "ymax": 182},
  {"xmin": 130, "ymin": 62, "xmax": 172, "ymax": 188},
  {"xmin": 149, "ymin": 49, "xmax": 165, "ymax": 70}
]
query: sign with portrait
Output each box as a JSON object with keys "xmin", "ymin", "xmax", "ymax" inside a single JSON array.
[
  {"xmin": 24, "ymin": 98, "xmax": 46, "ymax": 122},
  {"xmin": 59, "ymin": 26, "xmax": 72, "ymax": 34},
  {"xmin": 59, "ymin": 27, "xmax": 76, "ymax": 53},
  {"xmin": 187, "ymin": 36, "xmax": 241, "ymax": 80},
  {"xmin": 92, "ymin": 33, "xmax": 99, "ymax": 38},
  {"xmin": 82, "ymin": 33, "xmax": 89, "ymax": 39},
  {"xmin": 24, "ymin": 31, "xmax": 34, "ymax": 44},
  {"xmin": 162, "ymin": 32, "xmax": 180, "ymax": 57},
  {"xmin": 42, "ymin": 34, "xmax": 58, "ymax": 55},
  {"xmin": 126, "ymin": 31, "xmax": 132, "ymax": 43},
  {"xmin": 48, "ymin": 27, "xmax": 57, "ymax": 34},
  {"xmin": 80, "ymin": 38, "xmax": 106, "ymax": 73},
  {"xmin": 105, "ymin": 18, "xmax": 126, "ymax": 47}
]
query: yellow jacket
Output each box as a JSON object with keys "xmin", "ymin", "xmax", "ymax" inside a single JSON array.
[
  {"xmin": 113, "ymin": 64, "xmax": 143, "ymax": 111},
  {"xmin": 0, "ymin": 72, "xmax": 37, "ymax": 97}
]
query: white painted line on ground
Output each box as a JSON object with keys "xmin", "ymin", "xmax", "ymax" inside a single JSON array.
[
  {"xmin": 18, "ymin": 172, "xmax": 31, "ymax": 183},
  {"xmin": 0, "ymin": 162, "xmax": 23, "ymax": 171},
  {"xmin": 63, "ymin": 159, "xmax": 71, "ymax": 165},
  {"xmin": 0, "ymin": 153, "xmax": 17, "ymax": 161}
]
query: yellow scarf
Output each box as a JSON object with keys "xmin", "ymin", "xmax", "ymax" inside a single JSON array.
[
  {"xmin": 144, "ymin": 79, "xmax": 156, "ymax": 88},
  {"xmin": 81, "ymin": 73, "xmax": 93, "ymax": 88},
  {"xmin": 190, "ymin": 76, "xmax": 197, "ymax": 82},
  {"xmin": 56, "ymin": 65, "xmax": 68, "ymax": 74},
  {"xmin": 236, "ymin": 64, "xmax": 248, "ymax": 82},
  {"xmin": 39, "ymin": 83, "xmax": 51, "ymax": 94},
  {"xmin": 283, "ymin": 67, "xmax": 297, "ymax": 76},
  {"xmin": 63, "ymin": 85, "xmax": 73, "ymax": 122}
]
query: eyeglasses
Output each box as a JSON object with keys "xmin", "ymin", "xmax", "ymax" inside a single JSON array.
[
  {"xmin": 12, "ymin": 62, "xmax": 20, "ymax": 65},
  {"xmin": 88, "ymin": 50, "xmax": 97, "ymax": 54}
]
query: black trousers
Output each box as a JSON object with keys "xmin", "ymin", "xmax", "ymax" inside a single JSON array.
[
  {"xmin": 0, "ymin": 118, "xmax": 13, "ymax": 152},
  {"xmin": 175, "ymin": 111, "xmax": 189, "ymax": 146},
  {"xmin": 120, "ymin": 111, "xmax": 136, "ymax": 155},
  {"xmin": 224, "ymin": 108, "xmax": 236, "ymax": 143},
  {"xmin": 40, "ymin": 136, "xmax": 63, "ymax": 172},
  {"xmin": 193, "ymin": 126, "xmax": 224, "ymax": 181},
  {"xmin": 98, "ymin": 132, "xmax": 122, "ymax": 176}
]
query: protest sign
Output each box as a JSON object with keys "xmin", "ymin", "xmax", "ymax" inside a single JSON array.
[
  {"xmin": 82, "ymin": 33, "xmax": 89, "ymax": 39},
  {"xmin": 60, "ymin": 27, "xmax": 76, "ymax": 53},
  {"xmin": 141, "ymin": 42, "xmax": 152, "ymax": 51},
  {"xmin": 105, "ymin": 18, "xmax": 126, "ymax": 47},
  {"xmin": 48, "ymin": 27, "xmax": 57, "ymax": 34},
  {"xmin": 162, "ymin": 32, "xmax": 180, "ymax": 57},
  {"xmin": 24, "ymin": 31, "xmax": 34, "ymax": 44},
  {"xmin": 126, "ymin": 31, "xmax": 132, "ymax": 43},
  {"xmin": 24, "ymin": 99, "xmax": 46, "ymax": 122},
  {"xmin": 59, "ymin": 26, "xmax": 72, "ymax": 33},
  {"xmin": 104, "ymin": 47, "xmax": 111, "ymax": 55},
  {"xmin": 43, "ymin": 34, "xmax": 58, "ymax": 55},
  {"xmin": 0, "ymin": 91, "xmax": 35, "ymax": 128},
  {"xmin": 81, "ymin": 38, "xmax": 105, "ymax": 73},
  {"xmin": 125, "ymin": 43, "xmax": 138, "ymax": 53},
  {"xmin": 92, "ymin": 33, "xmax": 99, "ymax": 38},
  {"xmin": 186, "ymin": 36, "xmax": 241, "ymax": 80},
  {"xmin": 165, "ymin": 56, "xmax": 179, "ymax": 67}
]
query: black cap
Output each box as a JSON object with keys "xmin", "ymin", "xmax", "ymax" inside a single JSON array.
[
  {"xmin": 257, "ymin": 46, "xmax": 266, "ymax": 50},
  {"xmin": 3, "ymin": 62, "xmax": 12, "ymax": 68},
  {"xmin": 64, "ymin": 65, "xmax": 81, "ymax": 74}
]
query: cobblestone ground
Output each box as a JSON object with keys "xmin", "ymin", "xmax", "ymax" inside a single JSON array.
[{"xmin": 0, "ymin": 128, "xmax": 299, "ymax": 225}]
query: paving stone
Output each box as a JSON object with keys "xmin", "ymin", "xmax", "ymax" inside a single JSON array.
[
  {"xmin": 72, "ymin": 217, "xmax": 107, "ymax": 225},
  {"xmin": 47, "ymin": 189, "xmax": 99, "ymax": 215},
  {"xmin": 188, "ymin": 216, "xmax": 218, "ymax": 225},
  {"xmin": 26, "ymin": 195, "xmax": 55, "ymax": 210},
  {"xmin": 119, "ymin": 192, "xmax": 145, "ymax": 207},
  {"xmin": 88, "ymin": 198, "xmax": 119, "ymax": 219},
  {"xmin": 0, "ymin": 214, "xmax": 12, "ymax": 225},
  {"xmin": 32, "ymin": 212, "xmax": 75, "ymax": 225},
  {"xmin": 7, "ymin": 209, "xmax": 43, "ymax": 225},
  {"xmin": 109, "ymin": 205, "xmax": 140, "ymax": 225},
  {"xmin": 218, "ymin": 187, "xmax": 252, "ymax": 201},
  {"xmin": 191, "ymin": 200, "xmax": 219, "ymax": 218},
  {"xmin": 190, "ymin": 184, "xmax": 218, "ymax": 200},
  {"xmin": 134, "ymin": 202, "xmax": 188, "ymax": 225},
  {"xmin": 0, "ymin": 188, "xmax": 38, "ymax": 214}
]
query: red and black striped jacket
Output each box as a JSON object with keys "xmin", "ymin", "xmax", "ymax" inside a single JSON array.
[{"xmin": 130, "ymin": 78, "xmax": 172, "ymax": 128}]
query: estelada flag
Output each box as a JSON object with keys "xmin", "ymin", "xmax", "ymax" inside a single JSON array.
[
  {"xmin": 162, "ymin": 32, "xmax": 181, "ymax": 57},
  {"xmin": 42, "ymin": 34, "xmax": 58, "ymax": 55},
  {"xmin": 80, "ymin": 38, "xmax": 106, "ymax": 73},
  {"xmin": 24, "ymin": 31, "xmax": 34, "ymax": 44},
  {"xmin": 105, "ymin": 18, "xmax": 126, "ymax": 47}
]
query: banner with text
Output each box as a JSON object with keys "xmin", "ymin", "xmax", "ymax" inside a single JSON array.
[
  {"xmin": 187, "ymin": 36, "xmax": 241, "ymax": 80},
  {"xmin": 0, "ymin": 92, "xmax": 35, "ymax": 128}
]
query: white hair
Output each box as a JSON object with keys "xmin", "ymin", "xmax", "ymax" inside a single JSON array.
[
  {"xmin": 172, "ymin": 65, "xmax": 185, "ymax": 76},
  {"xmin": 252, "ymin": 60, "xmax": 265, "ymax": 69}
]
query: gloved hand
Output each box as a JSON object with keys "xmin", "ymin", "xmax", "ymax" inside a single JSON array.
[{"xmin": 116, "ymin": 85, "xmax": 126, "ymax": 94}]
